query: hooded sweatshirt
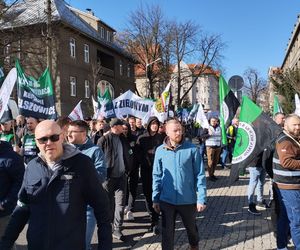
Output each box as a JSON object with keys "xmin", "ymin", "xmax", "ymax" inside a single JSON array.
[{"xmin": 136, "ymin": 116, "xmax": 165, "ymax": 169}]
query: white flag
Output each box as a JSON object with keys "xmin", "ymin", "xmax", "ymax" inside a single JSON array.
[
  {"xmin": 196, "ymin": 104, "xmax": 209, "ymax": 129},
  {"xmin": 68, "ymin": 100, "xmax": 83, "ymax": 121},
  {"xmin": 0, "ymin": 68, "xmax": 17, "ymax": 120},
  {"xmin": 92, "ymin": 96, "xmax": 100, "ymax": 119},
  {"xmin": 295, "ymin": 93, "xmax": 300, "ymax": 116}
]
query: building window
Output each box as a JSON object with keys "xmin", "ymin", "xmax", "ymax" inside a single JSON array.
[
  {"xmin": 70, "ymin": 76, "xmax": 76, "ymax": 96},
  {"xmin": 127, "ymin": 64, "xmax": 131, "ymax": 77},
  {"xmin": 85, "ymin": 80, "xmax": 90, "ymax": 98},
  {"xmin": 3, "ymin": 39, "xmax": 10, "ymax": 64},
  {"xmin": 84, "ymin": 44, "xmax": 89, "ymax": 63},
  {"xmin": 119, "ymin": 60, "xmax": 123, "ymax": 76},
  {"xmin": 70, "ymin": 38, "xmax": 76, "ymax": 58},
  {"xmin": 100, "ymin": 27, "xmax": 104, "ymax": 39},
  {"xmin": 106, "ymin": 31, "xmax": 111, "ymax": 42}
]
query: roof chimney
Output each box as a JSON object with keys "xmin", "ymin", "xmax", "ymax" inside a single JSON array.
[{"xmin": 86, "ymin": 8, "xmax": 94, "ymax": 16}]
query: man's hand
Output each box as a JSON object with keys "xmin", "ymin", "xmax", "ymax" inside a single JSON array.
[
  {"xmin": 152, "ymin": 203, "xmax": 160, "ymax": 214},
  {"xmin": 197, "ymin": 203, "xmax": 206, "ymax": 212},
  {"xmin": 0, "ymin": 203, "xmax": 4, "ymax": 211}
]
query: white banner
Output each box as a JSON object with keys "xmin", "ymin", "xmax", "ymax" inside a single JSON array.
[
  {"xmin": 0, "ymin": 68, "xmax": 17, "ymax": 120},
  {"xmin": 113, "ymin": 90, "xmax": 154, "ymax": 120}
]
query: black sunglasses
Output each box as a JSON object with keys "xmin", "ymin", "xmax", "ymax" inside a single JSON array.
[{"xmin": 36, "ymin": 134, "xmax": 60, "ymax": 144}]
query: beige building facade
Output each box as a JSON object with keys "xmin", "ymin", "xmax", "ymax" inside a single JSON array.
[{"xmin": 171, "ymin": 61, "xmax": 219, "ymax": 111}]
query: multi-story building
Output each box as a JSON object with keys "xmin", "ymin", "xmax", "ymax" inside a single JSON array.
[
  {"xmin": 135, "ymin": 61, "xmax": 219, "ymax": 111},
  {"xmin": 0, "ymin": 0, "xmax": 135, "ymax": 116},
  {"xmin": 171, "ymin": 61, "xmax": 219, "ymax": 111},
  {"xmin": 282, "ymin": 14, "xmax": 300, "ymax": 70}
]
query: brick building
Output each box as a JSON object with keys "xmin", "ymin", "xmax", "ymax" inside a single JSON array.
[{"xmin": 0, "ymin": 0, "xmax": 135, "ymax": 116}]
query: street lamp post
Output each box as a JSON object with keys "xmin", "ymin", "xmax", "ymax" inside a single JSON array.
[{"xmin": 145, "ymin": 57, "xmax": 161, "ymax": 97}]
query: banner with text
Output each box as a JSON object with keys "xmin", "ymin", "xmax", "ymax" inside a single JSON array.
[
  {"xmin": 113, "ymin": 90, "xmax": 154, "ymax": 120},
  {"xmin": 16, "ymin": 60, "xmax": 57, "ymax": 119}
]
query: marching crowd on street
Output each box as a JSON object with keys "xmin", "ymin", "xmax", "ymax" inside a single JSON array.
[{"xmin": 0, "ymin": 111, "xmax": 299, "ymax": 250}]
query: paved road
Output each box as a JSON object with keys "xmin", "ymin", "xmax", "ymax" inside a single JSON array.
[{"xmin": 14, "ymin": 168, "xmax": 295, "ymax": 250}]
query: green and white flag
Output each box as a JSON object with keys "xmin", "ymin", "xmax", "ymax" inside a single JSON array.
[
  {"xmin": 219, "ymin": 75, "xmax": 240, "ymax": 145},
  {"xmin": 273, "ymin": 95, "xmax": 282, "ymax": 116},
  {"xmin": 16, "ymin": 60, "xmax": 57, "ymax": 119},
  {"xmin": 97, "ymin": 87, "xmax": 115, "ymax": 119},
  {"xmin": 229, "ymin": 96, "xmax": 282, "ymax": 183}
]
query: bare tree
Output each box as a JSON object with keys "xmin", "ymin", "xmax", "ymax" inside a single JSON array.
[
  {"xmin": 89, "ymin": 60, "xmax": 104, "ymax": 98},
  {"xmin": 167, "ymin": 19, "xmax": 199, "ymax": 106},
  {"xmin": 177, "ymin": 33, "xmax": 225, "ymax": 107},
  {"xmin": 116, "ymin": 4, "xmax": 165, "ymax": 99},
  {"xmin": 243, "ymin": 68, "xmax": 267, "ymax": 103}
]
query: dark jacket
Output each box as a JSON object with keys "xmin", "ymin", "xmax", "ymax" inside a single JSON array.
[
  {"xmin": 98, "ymin": 132, "xmax": 134, "ymax": 177},
  {"xmin": 0, "ymin": 144, "xmax": 112, "ymax": 250},
  {"xmin": 0, "ymin": 141, "xmax": 24, "ymax": 218},
  {"xmin": 136, "ymin": 116, "xmax": 165, "ymax": 170}
]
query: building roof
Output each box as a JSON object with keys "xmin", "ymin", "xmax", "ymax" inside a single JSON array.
[{"xmin": 0, "ymin": 0, "xmax": 132, "ymax": 59}]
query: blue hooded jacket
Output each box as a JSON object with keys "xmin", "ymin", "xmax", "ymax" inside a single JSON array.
[{"xmin": 152, "ymin": 138, "xmax": 207, "ymax": 205}]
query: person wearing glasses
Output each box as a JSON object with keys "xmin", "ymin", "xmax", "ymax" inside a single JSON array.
[
  {"xmin": 67, "ymin": 120, "xmax": 107, "ymax": 250},
  {"xmin": 0, "ymin": 120, "xmax": 112, "ymax": 250}
]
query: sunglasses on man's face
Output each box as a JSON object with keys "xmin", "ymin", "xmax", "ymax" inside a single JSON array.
[{"xmin": 36, "ymin": 134, "xmax": 60, "ymax": 144}]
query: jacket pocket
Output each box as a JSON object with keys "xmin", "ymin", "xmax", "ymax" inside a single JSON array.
[{"xmin": 25, "ymin": 178, "xmax": 47, "ymax": 202}]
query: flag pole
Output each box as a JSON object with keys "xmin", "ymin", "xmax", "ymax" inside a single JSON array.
[{"xmin": 12, "ymin": 120, "xmax": 17, "ymax": 148}]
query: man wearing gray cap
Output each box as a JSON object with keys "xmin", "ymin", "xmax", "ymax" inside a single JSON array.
[{"xmin": 98, "ymin": 118, "xmax": 133, "ymax": 241}]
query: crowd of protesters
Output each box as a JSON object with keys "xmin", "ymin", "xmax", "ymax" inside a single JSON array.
[{"xmin": 0, "ymin": 112, "xmax": 299, "ymax": 250}]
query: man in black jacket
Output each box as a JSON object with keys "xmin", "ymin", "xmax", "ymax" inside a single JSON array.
[
  {"xmin": 136, "ymin": 116, "xmax": 165, "ymax": 234},
  {"xmin": 0, "ymin": 120, "xmax": 112, "ymax": 250},
  {"xmin": 0, "ymin": 141, "xmax": 24, "ymax": 239},
  {"xmin": 98, "ymin": 118, "xmax": 133, "ymax": 241}
]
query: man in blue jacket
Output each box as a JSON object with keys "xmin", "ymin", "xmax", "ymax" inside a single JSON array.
[
  {"xmin": 0, "ymin": 120, "xmax": 111, "ymax": 250},
  {"xmin": 152, "ymin": 118, "xmax": 207, "ymax": 250},
  {"xmin": 0, "ymin": 141, "xmax": 24, "ymax": 239},
  {"xmin": 67, "ymin": 120, "xmax": 107, "ymax": 250}
]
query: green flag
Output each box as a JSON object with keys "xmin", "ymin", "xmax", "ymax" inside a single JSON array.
[
  {"xmin": 219, "ymin": 75, "xmax": 240, "ymax": 145},
  {"xmin": 16, "ymin": 60, "xmax": 57, "ymax": 119},
  {"xmin": 229, "ymin": 96, "xmax": 282, "ymax": 183},
  {"xmin": 97, "ymin": 87, "xmax": 115, "ymax": 118},
  {"xmin": 273, "ymin": 95, "xmax": 282, "ymax": 116}
]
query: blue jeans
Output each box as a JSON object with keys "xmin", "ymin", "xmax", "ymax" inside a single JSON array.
[
  {"xmin": 275, "ymin": 187, "xmax": 291, "ymax": 249},
  {"xmin": 221, "ymin": 147, "xmax": 228, "ymax": 167},
  {"xmin": 86, "ymin": 206, "xmax": 96, "ymax": 250},
  {"xmin": 277, "ymin": 188, "xmax": 300, "ymax": 249},
  {"xmin": 247, "ymin": 167, "xmax": 266, "ymax": 204}
]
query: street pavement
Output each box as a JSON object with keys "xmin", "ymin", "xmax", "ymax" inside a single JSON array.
[{"xmin": 14, "ymin": 168, "xmax": 295, "ymax": 250}]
